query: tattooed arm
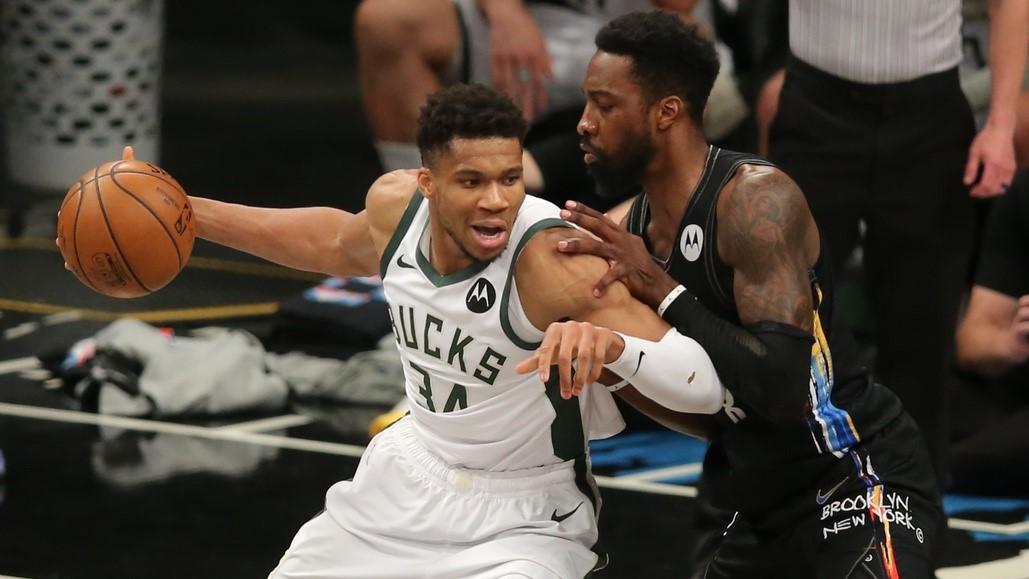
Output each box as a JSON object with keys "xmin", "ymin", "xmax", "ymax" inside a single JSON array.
[{"xmin": 656, "ymin": 166, "xmax": 820, "ymax": 423}]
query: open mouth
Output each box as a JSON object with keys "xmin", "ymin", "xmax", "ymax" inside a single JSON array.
[
  {"xmin": 471, "ymin": 225, "xmax": 507, "ymax": 250},
  {"xmin": 580, "ymin": 143, "xmax": 599, "ymax": 164}
]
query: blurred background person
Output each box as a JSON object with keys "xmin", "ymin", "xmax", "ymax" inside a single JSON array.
[
  {"xmin": 354, "ymin": 0, "xmax": 752, "ymax": 212},
  {"xmin": 954, "ymin": 168, "xmax": 1029, "ymax": 495},
  {"xmin": 767, "ymin": 0, "xmax": 1028, "ymax": 486}
]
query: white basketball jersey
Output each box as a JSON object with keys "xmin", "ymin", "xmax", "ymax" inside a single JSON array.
[{"xmin": 379, "ymin": 192, "xmax": 625, "ymax": 472}]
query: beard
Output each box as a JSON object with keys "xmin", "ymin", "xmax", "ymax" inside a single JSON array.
[{"xmin": 584, "ymin": 130, "xmax": 655, "ymax": 200}]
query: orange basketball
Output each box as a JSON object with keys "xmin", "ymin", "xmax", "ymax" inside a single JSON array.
[{"xmin": 56, "ymin": 159, "xmax": 195, "ymax": 298}]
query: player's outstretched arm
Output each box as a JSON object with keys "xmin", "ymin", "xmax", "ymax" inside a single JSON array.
[
  {"xmin": 190, "ymin": 170, "xmax": 418, "ymax": 278},
  {"xmin": 514, "ymin": 228, "xmax": 725, "ymax": 426}
]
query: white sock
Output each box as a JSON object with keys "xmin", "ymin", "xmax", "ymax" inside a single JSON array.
[{"xmin": 375, "ymin": 141, "xmax": 422, "ymax": 171}]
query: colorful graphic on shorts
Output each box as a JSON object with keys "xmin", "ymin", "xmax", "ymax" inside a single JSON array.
[{"xmin": 806, "ymin": 284, "xmax": 861, "ymax": 456}]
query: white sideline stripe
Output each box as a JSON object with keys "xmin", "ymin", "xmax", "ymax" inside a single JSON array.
[
  {"xmin": 938, "ymin": 549, "xmax": 1029, "ymax": 579},
  {"xmin": 0, "ymin": 401, "xmax": 698, "ymax": 498},
  {"xmin": 594, "ymin": 475, "xmax": 698, "ymax": 497},
  {"xmin": 4, "ymin": 400, "xmax": 1029, "ymax": 522},
  {"xmin": 0, "ymin": 402, "xmax": 366, "ymax": 458},
  {"xmin": 216, "ymin": 414, "xmax": 315, "ymax": 432},
  {"xmin": 0, "ymin": 574, "xmax": 33, "ymax": 579},
  {"xmin": 0, "ymin": 357, "xmax": 40, "ymax": 375},
  {"xmin": 948, "ymin": 518, "xmax": 1029, "ymax": 536},
  {"xmin": 619, "ymin": 463, "xmax": 703, "ymax": 481}
]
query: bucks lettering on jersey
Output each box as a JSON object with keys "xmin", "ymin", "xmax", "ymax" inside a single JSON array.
[{"xmin": 379, "ymin": 192, "xmax": 624, "ymax": 472}]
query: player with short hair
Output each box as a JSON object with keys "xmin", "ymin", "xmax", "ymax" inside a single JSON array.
[
  {"xmin": 558, "ymin": 11, "xmax": 943, "ymax": 577},
  {"xmin": 187, "ymin": 83, "xmax": 727, "ymax": 578}
]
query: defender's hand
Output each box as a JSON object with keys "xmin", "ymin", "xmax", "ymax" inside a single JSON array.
[
  {"xmin": 516, "ymin": 321, "xmax": 624, "ymax": 399},
  {"xmin": 558, "ymin": 201, "xmax": 678, "ymax": 308}
]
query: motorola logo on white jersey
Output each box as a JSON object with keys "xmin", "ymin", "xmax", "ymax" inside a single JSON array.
[{"xmin": 466, "ymin": 278, "xmax": 496, "ymax": 313}]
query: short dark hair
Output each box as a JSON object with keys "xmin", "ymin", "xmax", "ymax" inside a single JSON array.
[
  {"xmin": 416, "ymin": 84, "xmax": 528, "ymax": 167},
  {"xmin": 595, "ymin": 10, "xmax": 719, "ymax": 125}
]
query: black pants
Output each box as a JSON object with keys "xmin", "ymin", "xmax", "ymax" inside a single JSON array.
[
  {"xmin": 769, "ymin": 57, "xmax": 976, "ymax": 480},
  {"xmin": 703, "ymin": 414, "xmax": 943, "ymax": 579}
]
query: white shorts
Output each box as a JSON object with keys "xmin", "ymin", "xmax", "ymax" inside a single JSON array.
[{"xmin": 269, "ymin": 417, "xmax": 603, "ymax": 579}]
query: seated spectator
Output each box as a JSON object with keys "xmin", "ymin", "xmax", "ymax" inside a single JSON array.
[
  {"xmin": 953, "ymin": 168, "xmax": 1029, "ymax": 494},
  {"xmin": 354, "ymin": 0, "xmax": 749, "ymax": 210}
]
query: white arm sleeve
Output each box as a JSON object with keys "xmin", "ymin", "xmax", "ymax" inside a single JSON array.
[{"xmin": 604, "ymin": 328, "xmax": 725, "ymax": 414}]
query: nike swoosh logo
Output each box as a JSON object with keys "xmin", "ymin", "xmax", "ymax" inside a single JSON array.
[
  {"xmin": 631, "ymin": 351, "xmax": 645, "ymax": 377},
  {"xmin": 396, "ymin": 254, "xmax": 415, "ymax": 269},
  {"xmin": 551, "ymin": 501, "xmax": 584, "ymax": 523},
  {"xmin": 815, "ymin": 476, "xmax": 849, "ymax": 505}
]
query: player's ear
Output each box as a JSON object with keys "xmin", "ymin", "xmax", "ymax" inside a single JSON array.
[
  {"xmin": 655, "ymin": 96, "xmax": 684, "ymax": 131},
  {"xmin": 417, "ymin": 168, "xmax": 435, "ymax": 198},
  {"xmin": 121, "ymin": 146, "xmax": 135, "ymax": 161}
]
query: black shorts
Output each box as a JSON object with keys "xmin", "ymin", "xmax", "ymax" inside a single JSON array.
[{"xmin": 704, "ymin": 413, "xmax": 943, "ymax": 579}]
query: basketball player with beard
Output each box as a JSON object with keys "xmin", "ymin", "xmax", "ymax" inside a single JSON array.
[
  {"xmin": 180, "ymin": 83, "xmax": 731, "ymax": 578},
  {"xmin": 555, "ymin": 11, "xmax": 943, "ymax": 577}
]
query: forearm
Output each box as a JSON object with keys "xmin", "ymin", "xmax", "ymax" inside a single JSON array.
[
  {"xmin": 605, "ymin": 328, "xmax": 725, "ymax": 414},
  {"xmin": 615, "ymin": 386, "xmax": 716, "ymax": 441},
  {"xmin": 191, "ymin": 197, "xmax": 376, "ymax": 277},
  {"xmin": 956, "ymin": 320, "xmax": 1018, "ymax": 377},
  {"xmin": 659, "ymin": 287, "xmax": 813, "ymax": 423},
  {"xmin": 986, "ymin": 0, "xmax": 1029, "ymax": 131}
]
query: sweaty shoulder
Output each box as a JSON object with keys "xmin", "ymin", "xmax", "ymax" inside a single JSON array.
[
  {"xmin": 365, "ymin": 169, "xmax": 420, "ymax": 238},
  {"xmin": 716, "ymin": 165, "xmax": 819, "ymax": 268}
]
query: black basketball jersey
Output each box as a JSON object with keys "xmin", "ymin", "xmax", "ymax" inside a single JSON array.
[{"xmin": 627, "ymin": 146, "xmax": 906, "ymax": 517}]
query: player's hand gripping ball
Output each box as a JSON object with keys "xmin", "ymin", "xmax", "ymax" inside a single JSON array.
[{"xmin": 56, "ymin": 146, "xmax": 195, "ymax": 298}]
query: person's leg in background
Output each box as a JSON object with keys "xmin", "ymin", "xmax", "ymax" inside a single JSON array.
[
  {"xmin": 767, "ymin": 61, "xmax": 870, "ymax": 277},
  {"xmin": 863, "ymin": 80, "xmax": 976, "ymax": 485},
  {"xmin": 354, "ymin": 0, "xmax": 460, "ymax": 171}
]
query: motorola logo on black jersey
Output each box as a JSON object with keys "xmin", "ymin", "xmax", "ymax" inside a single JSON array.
[
  {"xmin": 466, "ymin": 278, "xmax": 496, "ymax": 314},
  {"xmin": 680, "ymin": 224, "xmax": 704, "ymax": 262}
]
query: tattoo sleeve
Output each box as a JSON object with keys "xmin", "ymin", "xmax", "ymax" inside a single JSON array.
[{"xmin": 658, "ymin": 169, "xmax": 817, "ymax": 424}]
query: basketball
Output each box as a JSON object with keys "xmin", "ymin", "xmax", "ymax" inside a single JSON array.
[{"xmin": 56, "ymin": 157, "xmax": 195, "ymax": 299}]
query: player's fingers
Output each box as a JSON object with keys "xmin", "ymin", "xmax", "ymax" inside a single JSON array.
[
  {"xmin": 1018, "ymin": 295, "xmax": 1029, "ymax": 309},
  {"xmin": 573, "ymin": 324, "xmax": 595, "ymax": 396},
  {"xmin": 557, "ymin": 237, "xmax": 614, "ymax": 260},
  {"xmin": 587, "ymin": 331, "xmax": 610, "ymax": 386},
  {"xmin": 535, "ymin": 325, "xmax": 562, "ymax": 383},
  {"xmin": 557, "ymin": 326, "xmax": 578, "ymax": 399},
  {"xmin": 515, "ymin": 354, "xmax": 540, "ymax": 375},
  {"xmin": 592, "ymin": 266, "xmax": 627, "ymax": 298},
  {"xmin": 122, "ymin": 146, "xmax": 135, "ymax": 161},
  {"xmin": 562, "ymin": 202, "xmax": 623, "ymax": 240}
]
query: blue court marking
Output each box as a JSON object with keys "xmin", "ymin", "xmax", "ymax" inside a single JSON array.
[
  {"xmin": 968, "ymin": 530, "xmax": 1029, "ymax": 543},
  {"xmin": 590, "ymin": 431, "xmax": 708, "ymax": 475},
  {"xmin": 651, "ymin": 473, "xmax": 702, "ymax": 485},
  {"xmin": 944, "ymin": 494, "xmax": 1029, "ymax": 516}
]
